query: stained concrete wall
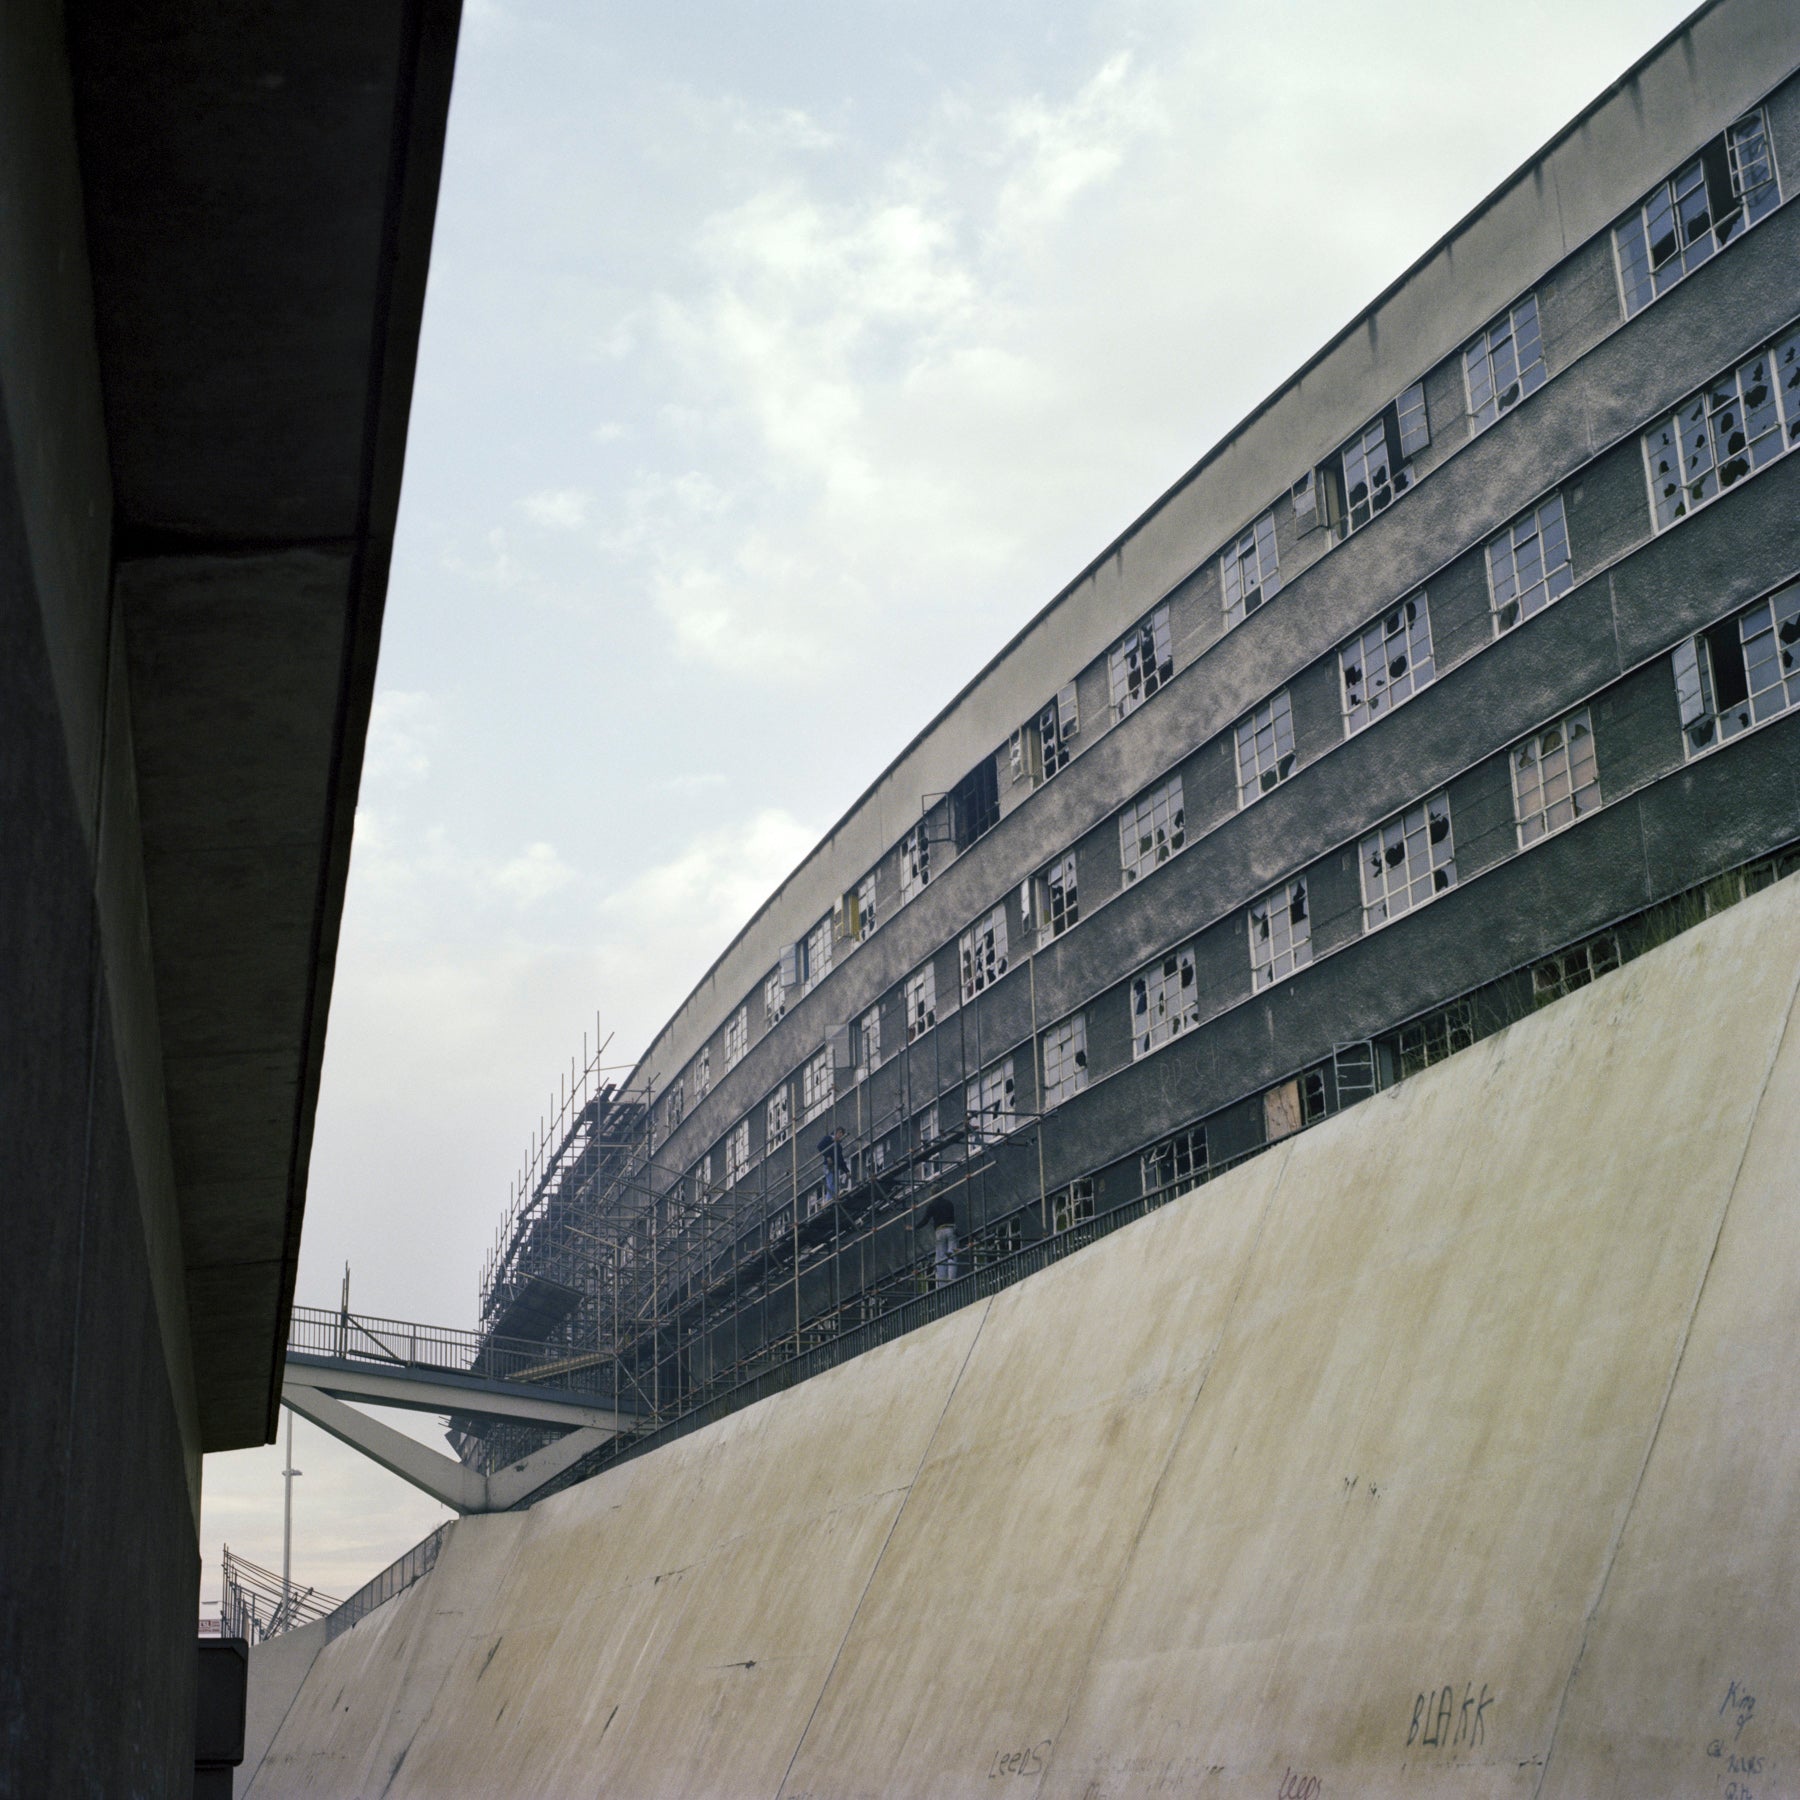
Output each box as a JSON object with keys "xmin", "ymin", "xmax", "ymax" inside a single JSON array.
[{"xmin": 251, "ymin": 873, "xmax": 1800, "ymax": 1799}]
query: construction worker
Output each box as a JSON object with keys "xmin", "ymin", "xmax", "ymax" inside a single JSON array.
[{"xmin": 819, "ymin": 1126, "xmax": 851, "ymax": 1201}]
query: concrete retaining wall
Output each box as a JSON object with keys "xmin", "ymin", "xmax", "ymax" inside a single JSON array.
[{"xmin": 249, "ymin": 874, "xmax": 1800, "ymax": 1798}]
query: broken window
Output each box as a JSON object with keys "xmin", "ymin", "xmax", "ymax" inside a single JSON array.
[
  {"xmin": 857, "ymin": 873, "xmax": 877, "ymax": 942},
  {"xmin": 1512, "ymin": 708, "xmax": 1600, "ymax": 846},
  {"xmin": 1249, "ymin": 877, "xmax": 1312, "ymax": 990},
  {"xmin": 1141, "ymin": 1124, "xmax": 1207, "ymax": 1199},
  {"xmin": 1041, "ymin": 1014, "xmax": 1089, "ymax": 1108},
  {"xmin": 1360, "ymin": 794, "xmax": 1457, "ymax": 929},
  {"xmin": 972, "ymin": 1216, "xmax": 1023, "ymax": 1266},
  {"xmin": 1222, "ymin": 512, "xmax": 1281, "ymax": 628},
  {"xmin": 801, "ymin": 917, "xmax": 832, "ymax": 996},
  {"xmin": 1119, "ymin": 774, "xmax": 1186, "ymax": 883},
  {"xmin": 1465, "ymin": 294, "xmax": 1547, "ymax": 430},
  {"xmin": 694, "ymin": 1045, "xmax": 711, "ymax": 1099},
  {"xmin": 914, "ymin": 1101, "xmax": 940, "ymax": 1180},
  {"xmin": 900, "ymin": 825, "xmax": 931, "ymax": 905},
  {"xmin": 1108, "ymin": 604, "xmax": 1175, "ymax": 721},
  {"xmin": 1383, "ymin": 1000, "xmax": 1476, "ymax": 1081},
  {"xmin": 958, "ymin": 904, "xmax": 1010, "ymax": 1003},
  {"xmin": 801, "ymin": 1048, "xmax": 834, "ymax": 1123},
  {"xmin": 764, "ymin": 969, "xmax": 786, "ymax": 1029},
  {"xmin": 664, "ymin": 1077, "xmax": 684, "ymax": 1133},
  {"xmin": 1486, "ymin": 494, "xmax": 1573, "ymax": 633},
  {"xmin": 1645, "ymin": 327, "xmax": 1800, "ymax": 531},
  {"xmin": 1615, "ymin": 110, "xmax": 1779, "ymax": 316},
  {"xmin": 970, "ymin": 1057, "xmax": 1018, "ymax": 1144},
  {"xmin": 1131, "ymin": 947, "xmax": 1199, "ymax": 1059},
  {"xmin": 905, "ymin": 964, "xmax": 937, "ymax": 1041},
  {"xmin": 1039, "ymin": 685, "xmax": 1078, "ymax": 781},
  {"xmin": 1673, "ymin": 583, "xmax": 1800, "ymax": 754},
  {"xmin": 1340, "ymin": 595, "xmax": 1435, "ymax": 734},
  {"xmin": 1050, "ymin": 1177, "xmax": 1096, "ymax": 1234},
  {"xmin": 1301, "ymin": 1043, "xmax": 1376, "ymax": 1123},
  {"xmin": 766, "ymin": 1085, "xmax": 792, "ymax": 1151},
  {"xmin": 698, "ymin": 1149, "xmax": 714, "ymax": 1200},
  {"xmin": 724, "ymin": 1119, "xmax": 750, "ymax": 1188},
  {"xmin": 950, "ymin": 759, "xmax": 1001, "ymax": 851},
  {"xmin": 1024, "ymin": 851, "xmax": 1079, "ymax": 948},
  {"xmin": 855, "ymin": 1003, "xmax": 881, "ymax": 1079},
  {"xmin": 1320, "ymin": 384, "xmax": 1425, "ymax": 540},
  {"xmin": 723, "ymin": 1007, "xmax": 748, "ymax": 1072},
  {"xmin": 1235, "ymin": 690, "xmax": 1297, "ymax": 806},
  {"xmin": 1532, "ymin": 934, "xmax": 1622, "ymax": 1007},
  {"xmin": 1291, "ymin": 469, "xmax": 1318, "ymax": 530}
]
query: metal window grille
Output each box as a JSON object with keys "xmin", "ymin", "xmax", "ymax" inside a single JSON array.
[
  {"xmin": 1340, "ymin": 595, "xmax": 1435, "ymax": 734},
  {"xmin": 1511, "ymin": 707, "xmax": 1600, "ymax": 846},
  {"xmin": 1108, "ymin": 605, "xmax": 1174, "ymax": 720},
  {"xmin": 1360, "ymin": 794, "xmax": 1457, "ymax": 929},
  {"xmin": 1235, "ymin": 690, "xmax": 1297, "ymax": 805},
  {"xmin": 1041, "ymin": 1014, "xmax": 1089, "ymax": 1107},
  {"xmin": 1249, "ymin": 878, "xmax": 1312, "ymax": 990},
  {"xmin": 1465, "ymin": 293, "xmax": 1547, "ymax": 429},
  {"xmin": 1222, "ymin": 512, "xmax": 1281, "ymax": 628},
  {"xmin": 1486, "ymin": 495, "xmax": 1573, "ymax": 633},
  {"xmin": 1130, "ymin": 947, "xmax": 1198, "ymax": 1058},
  {"xmin": 1119, "ymin": 774, "xmax": 1185, "ymax": 883}
]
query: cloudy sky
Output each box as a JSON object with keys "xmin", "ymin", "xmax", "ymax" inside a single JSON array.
[{"xmin": 199, "ymin": 0, "xmax": 1699, "ymax": 1607}]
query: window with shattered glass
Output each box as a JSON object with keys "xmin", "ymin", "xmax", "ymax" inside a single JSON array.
[
  {"xmin": 856, "ymin": 873, "xmax": 877, "ymax": 942},
  {"xmin": 1037, "ymin": 685, "xmax": 1078, "ymax": 782},
  {"xmin": 1390, "ymin": 1000, "xmax": 1476, "ymax": 1079},
  {"xmin": 766, "ymin": 1085, "xmax": 791, "ymax": 1150},
  {"xmin": 801, "ymin": 916, "xmax": 832, "ymax": 995},
  {"xmin": 900, "ymin": 825, "xmax": 931, "ymax": 905},
  {"xmin": 1532, "ymin": 934, "xmax": 1621, "ymax": 1007},
  {"xmin": 763, "ymin": 969, "xmax": 786, "ymax": 1029},
  {"xmin": 905, "ymin": 964, "xmax": 937, "ymax": 1041},
  {"xmin": 723, "ymin": 1006, "xmax": 748, "ymax": 1072},
  {"xmin": 1050, "ymin": 1177, "xmax": 1096, "ymax": 1233},
  {"xmin": 1041, "ymin": 1013, "xmax": 1089, "ymax": 1108},
  {"xmin": 1324, "ymin": 383, "xmax": 1426, "ymax": 539},
  {"xmin": 1235, "ymin": 689, "xmax": 1297, "ymax": 805},
  {"xmin": 1511, "ymin": 708, "xmax": 1600, "ymax": 846},
  {"xmin": 1645, "ymin": 327, "xmax": 1800, "ymax": 531},
  {"xmin": 1340, "ymin": 595, "xmax": 1435, "ymax": 734},
  {"xmin": 801, "ymin": 1048, "xmax": 834, "ymax": 1123},
  {"xmin": 970, "ymin": 1057, "xmax": 1018, "ymax": 1144},
  {"xmin": 1028, "ymin": 850, "xmax": 1079, "ymax": 948},
  {"xmin": 1222, "ymin": 512, "xmax": 1280, "ymax": 628},
  {"xmin": 1486, "ymin": 495, "xmax": 1574, "ymax": 633},
  {"xmin": 724, "ymin": 1119, "xmax": 750, "ymax": 1188},
  {"xmin": 958, "ymin": 904, "xmax": 1010, "ymax": 1003},
  {"xmin": 1131, "ymin": 947, "xmax": 1199, "ymax": 1059},
  {"xmin": 694, "ymin": 1044, "xmax": 711, "ymax": 1099},
  {"xmin": 1616, "ymin": 110, "xmax": 1779, "ymax": 316},
  {"xmin": 1465, "ymin": 294, "xmax": 1547, "ymax": 429},
  {"xmin": 856, "ymin": 1003, "xmax": 881, "ymax": 1080},
  {"xmin": 1360, "ymin": 794, "xmax": 1456, "ymax": 929},
  {"xmin": 1672, "ymin": 583, "xmax": 1800, "ymax": 756},
  {"xmin": 1119, "ymin": 774, "xmax": 1186, "ymax": 882},
  {"xmin": 1108, "ymin": 604, "xmax": 1175, "ymax": 721},
  {"xmin": 1249, "ymin": 877, "xmax": 1312, "ymax": 990},
  {"xmin": 664, "ymin": 1077, "xmax": 684, "ymax": 1133},
  {"xmin": 1141, "ymin": 1124, "xmax": 1207, "ymax": 1199},
  {"xmin": 914, "ymin": 1100, "xmax": 940, "ymax": 1179}
]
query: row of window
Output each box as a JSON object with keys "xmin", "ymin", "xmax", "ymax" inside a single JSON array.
[{"xmin": 663, "ymin": 103, "xmax": 1786, "ymax": 1142}]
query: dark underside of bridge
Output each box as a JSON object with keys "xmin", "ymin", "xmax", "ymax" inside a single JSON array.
[{"xmin": 0, "ymin": 1, "xmax": 459, "ymax": 1789}]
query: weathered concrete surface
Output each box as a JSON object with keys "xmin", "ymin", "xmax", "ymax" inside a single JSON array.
[{"xmin": 251, "ymin": 876, "xmax": 1800, "ymax": 1798}]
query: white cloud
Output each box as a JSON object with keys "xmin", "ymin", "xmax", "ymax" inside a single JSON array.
[
  {"xmin": 361, "ymin": 690, "xmax": 438, "ymax": 790},
  {"xmin": 521, "ymin": 486, "xmax": 592, "ymax": 529},
  {"xmin": 493, "ymin": 841, "xmax": 576, "ymax": 906}
]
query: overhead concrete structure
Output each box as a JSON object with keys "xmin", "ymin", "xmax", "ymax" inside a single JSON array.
[
  {"xmin": 243, "ymin": 873, "xmax": 1800, "ymax": 1798},
  {"xmin": 1, "ymin": 1, "xmax": 459, "ymax": 1788}
]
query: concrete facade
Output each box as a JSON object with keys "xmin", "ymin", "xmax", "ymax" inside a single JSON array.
[
  {"xmin": 250, "ymin": 872, "xmax": 1800, "ymax": 1797},
  {"xmin": 572, "ymin": 0, "xmax": 1800, "ymax": 1410},
  {"xmin": 0, "ymin": 4, "xmax": 457, "ymax": 1789}
]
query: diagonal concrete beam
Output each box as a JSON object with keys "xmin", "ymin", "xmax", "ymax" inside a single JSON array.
[{"xmin": 487, "ymin": 1426, "xmax": 616, "ymax": 1510}]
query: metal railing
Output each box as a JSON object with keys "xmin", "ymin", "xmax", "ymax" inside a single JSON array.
[
  {"xmin": 323, "ymin": 1522, "xmax": 452, "ymax": 1643},
  {"xmin": 220, "ymin": 1546, "xmax": 341, "ymax": 1644},
  {"xmin": 287, "ymin": 1304, "xmax": 621, "ymax": 1399}
]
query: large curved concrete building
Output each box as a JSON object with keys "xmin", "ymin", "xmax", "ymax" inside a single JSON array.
[{"xmin": 475, "ymin": 0, "xmax": 1800, "ymax": 1469}]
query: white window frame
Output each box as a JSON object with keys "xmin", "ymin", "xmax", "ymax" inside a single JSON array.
[
  {"xmin": 724, "ymin": 1120, "xmax": 750, "ymax": 1188},
  {"xmin": 1340, "ymin": 595, "xmax": 1435, "ymax": 735},
  {"xmin": 695, "ymin": 1044, "xmax": 711, "ymax": 1098},
  {"xmin": 1041, "ymin": 1013, "xmax": 1089, "ymax": 1108},
  {"xmin": 1673, "ymin": 584, "xmax": 1800, "ymax": 758},
  {"xmin": 1644, "ymin": 326, "xmax": 1800, "ymax": 533},
  {"xmin": 857, "ymin": 872, "xmax": 877, "ymax": 942},
  {"xmin": 1222, "ymin": 512, "xmax": 1280, "ymax": 629},
  {"xmin": 1141, "ymin": 1125, "xmax": 1206, "ymax": 1199},
  {"xmin": 1235, "ymin": 690, "xmax": 1297, "ymax": 806},
  {"xmin": 664, "ymin": 1077, "xmax": 684, "ymax": 1133},
  {"xmin": 1464, "ymin": 293, "xmax": 1547, "ymax": 430},
  {"xmin": 1050, "ymin": 1177, "xmax": 1096, "ymax": 1234},
  {"xmin": 900, "ymin": 825, "xmax": 931, "ymax": 905},
  {"xmin": 1360, "ymin": 794, "xmax": 1457, "ymax": 931},
  {"xmin": 801, "ymin": 1049, "xmax": 834, "ymax": 1123},
  {"xmin": 723, "ymin": 1007, "xmax": 748, "ymax": 1072},
  {"xmin": 905, "ymin": 964, "xmax": 937, "ymax": 1041},
  {"xmin": 766, "ymin": 1084, "xmax": 791, "ymax": 1151},
  {"xmin": 914, "ymin": 1101, "xmax": 940, "ymax": 1179},
  {"xmin": 1486, "ymin": 495, "xmax": 1573, "ymax": 635},
  {"xmin": 1249, "ymin": 878, "xmax": 1312, "ymax": 991},
  {"xmin": 856, "ymin": 1003, "xmax": 882, "ymax": 1080},
  {"xmin": 970, "ymin": 1057, "xmax": 1017, "ymax": 1144},
  {"xmin": 802, "ymin": 916, "xmax": 832, "ymax": 996},
  {"xmin": 1131, "ymin": 947, "xmax": 1199, "ymax": 1059},
  {"xmin": 958, "ymin": 904, "xmax": 1010, "ymax": 1003},
  {"xmin": 1119, "ymin": 775, "xmax": 1185, "ymax": 884},
  {"xmin": 1510, "ymin": 707, "xmax": 1600, "ymax": 847},
  {"xmin": 1026, "ymin": 851, "xmax": 1079, "ymax": 948},
  {"xmin": 764, "ymin": 969, "xmax": 786, "ymax": 1029},
  {"xmin": 1108, "ymin": 605, "xmax": 1174, "ymax": 721}
]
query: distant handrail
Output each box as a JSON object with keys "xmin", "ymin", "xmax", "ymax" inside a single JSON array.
[{"xmin": 322, "ymin": 1523, "xmax": 452, "ymax": 1643}]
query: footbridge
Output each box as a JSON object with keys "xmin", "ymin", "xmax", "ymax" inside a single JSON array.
[{"xmin": 281, "ymin": 1306, "xmax": 635, "ymax": 1514}]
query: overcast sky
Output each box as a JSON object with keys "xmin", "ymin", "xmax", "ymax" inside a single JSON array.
[{"xmin": 199, "ymin": 0, "xmax": 1700, "ymax": 1609}]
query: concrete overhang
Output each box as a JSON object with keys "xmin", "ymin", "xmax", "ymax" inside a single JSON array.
[{"xmin": 64, "ymin": 0, "xmax": 462, "ymax": 1450}]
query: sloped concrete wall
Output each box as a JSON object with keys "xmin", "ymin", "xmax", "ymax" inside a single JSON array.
[{"xmin": 250, "ymin": 876, "xmax": 1800, "ymax": 1799}]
